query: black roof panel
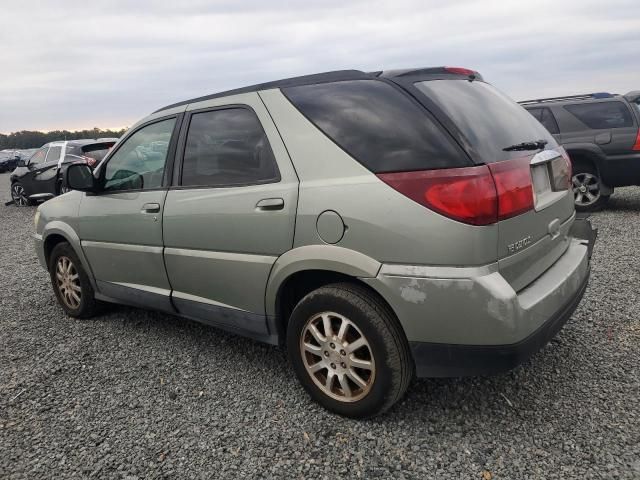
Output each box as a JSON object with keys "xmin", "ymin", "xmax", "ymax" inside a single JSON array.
[{"xmin": 154, "ymin": 69, "xmax": 372, "ymax": 113}]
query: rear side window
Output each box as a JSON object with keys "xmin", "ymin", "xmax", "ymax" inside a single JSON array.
[
  {"xmin": 526, "ymin": 107, "xmax": 560, "ymax": 135},
  {"xmin": 181, "ymin": 108, "xmax": 280, "ymax": 187},
  {"xmin": 565, "ymin": 101, "xmax": 634, "ymax": 129},
  {"xmin": 415, "ymin": 80, "xmax": 558, "ymax": 163},
  {"xmin": 283, "ymin": 80, "xmax": 468, "ymax": 173}
]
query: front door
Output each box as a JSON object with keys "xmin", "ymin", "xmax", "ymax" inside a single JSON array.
[
  {"xmin": 27, "ymin": 143, "xmax": 64, "ymax": 196},
  {"xmin": 78, "ymin": 116, "xmax": 180, "ymax": 311},
  {"xmin": 162, "ymin": 94, "xmax": 298, "ymax": 338}
]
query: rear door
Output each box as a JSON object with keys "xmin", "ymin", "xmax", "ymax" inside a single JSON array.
[
  {"xmin": 78, "ymin": 115, "xmax": 181, "ymax": 311},
  {"xmin": 162, "ymin": 93, "xmax": 298, "ymax": 337},
  {"xmin": 413, "ymin": 79, "xmax": 574, "ymax": 291}
]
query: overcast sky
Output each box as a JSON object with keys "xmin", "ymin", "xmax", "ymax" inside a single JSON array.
[{"xmin": 1, "ymin": 0, "xmax": 638, "ymax": 133}]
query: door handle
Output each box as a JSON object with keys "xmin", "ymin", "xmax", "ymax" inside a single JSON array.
[
  {"xmin": 141, "ymin": 202, "xmax": 161, "ymax": 214},
  {"xmin": 256, "ymin": 198, "xmax": 284, "ymax": 211}
]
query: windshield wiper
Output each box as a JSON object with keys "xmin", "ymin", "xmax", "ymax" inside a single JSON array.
[{"xmin": 502, "ymin": 139, "xmax": 548, "ymax": 152}]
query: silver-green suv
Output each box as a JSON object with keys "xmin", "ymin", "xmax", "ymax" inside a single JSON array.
[{"xmin": 34, "ymin": 67, "xmax": 596, "ymax": 418}]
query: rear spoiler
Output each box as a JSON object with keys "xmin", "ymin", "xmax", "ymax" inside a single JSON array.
[{"xmin": 624, "ymin": 91, "xmax": 640, "ymax": 103}]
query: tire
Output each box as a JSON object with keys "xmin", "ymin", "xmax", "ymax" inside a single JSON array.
[
  {"xmin": 287, "ymin": 283, "xmax": 413, "ymax": 418},
  {"xmin": 572, "ymin": 163, "xmax": 610, "ymax": 212},
  {"xmin": 10, "ymin": 182, "xmax": 32, "ymax": 207},
  {"xmin": 57, "ymin": 179, "xmax": 70, "ymax": 195},
  {"xmin": 48, "ymin": 242, "xmax": 98, "ymax": 319}
]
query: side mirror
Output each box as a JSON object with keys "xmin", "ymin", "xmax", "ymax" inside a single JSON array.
[
  {"xmin": 65, "ymin": 163, "xmax": 96, "ymax": 192},
  {"xmin": 17, "ymin": 158, "xmax": 27, "ymax": 167}
]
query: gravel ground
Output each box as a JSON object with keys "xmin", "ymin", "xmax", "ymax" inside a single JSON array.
[{"xmin": 1, "ymin": 172, "xmax": 638, "ymax": 479}]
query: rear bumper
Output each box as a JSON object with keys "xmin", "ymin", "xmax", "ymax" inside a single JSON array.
[
  {"xmin": 409, "ymin": 265, "xmax": 589, "ymax": 377},
  {"xmin": 363, "ymin": 218, "xmax": 596, "ymax": 378}
]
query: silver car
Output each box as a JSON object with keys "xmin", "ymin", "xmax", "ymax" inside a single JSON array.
[{"xmin": 34, "ymin": 67, "xmax": 596, "ymax": 418}]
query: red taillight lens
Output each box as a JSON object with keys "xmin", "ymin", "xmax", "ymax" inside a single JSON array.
[
  {"xmin": 488, "ymin": 157, "xmax": 535, "ymax": 220},
  {"xmin": 633, "ymin": 130, "xmax": 640, "ymax": 151},
  {"xmin": 377, "ymin": 166, "xmax": 498, "ymax": 226},
  {"xmin": 444, "ymin": 66, "xmax": 476, "ymax": 76},
  {"xmin": 377, "ymin": 158, "xmax": 534, "ymax": 226}
]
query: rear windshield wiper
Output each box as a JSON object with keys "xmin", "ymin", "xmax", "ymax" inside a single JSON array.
[{"xmin": 502, "ymin": 139, "xmax": 548, "ymax": 152}]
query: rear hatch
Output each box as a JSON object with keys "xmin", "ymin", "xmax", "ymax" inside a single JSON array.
[{"xmin": 412, "ymin": 76, "xmax": 574, "ymax": 291}]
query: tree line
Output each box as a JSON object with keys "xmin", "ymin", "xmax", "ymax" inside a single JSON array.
[{"xmin": 0, "ymin": 128, "xmax": 127, "ymax": 150}]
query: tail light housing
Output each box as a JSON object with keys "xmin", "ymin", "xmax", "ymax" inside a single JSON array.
[
  {"xmin": 633, "ymin": 129, "xmax": 640, "ymax": 151},
  {"xmin": 377, "ymin": 158, "xmax": 535, "ymax": 226},
  {"xmin": 82, "ymin": 156, "xmax": 97, "ymax": 167}
]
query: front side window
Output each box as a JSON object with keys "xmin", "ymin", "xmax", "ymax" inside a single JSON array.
[
  {"xmin": 103, "ymin": 118, "xmax": 175, "ymax": 192},
  {"xmin": 29, "ymin": 147, "xmax": 48, "ymax": 165},
  {"xmin": 565, "ymin": 101, "xmax": 634, "ymax": 129},
  {"xmin": 181, "ymin": 108, "xmax": 280, "ymax": 187}
]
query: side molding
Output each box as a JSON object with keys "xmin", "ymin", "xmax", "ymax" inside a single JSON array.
[{"xmin": 264, "ymin": 244, "xmax": 382, "ymax": 317}]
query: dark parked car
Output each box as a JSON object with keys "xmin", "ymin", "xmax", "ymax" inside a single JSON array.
[
  {"xmin": 0, "ymin": 153, "xmax": 21, "ymax": 173},
  {"xmin": 10, "ymin": 139, "xmax": 117, "ymax": 206},
  {"xmin": 520, "ymin": 91, "xmax": 640, "ymax": 210}
]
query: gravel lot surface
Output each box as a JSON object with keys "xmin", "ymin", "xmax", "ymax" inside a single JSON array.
[{"xmin": 1, "ymin": 172, "xmax": 638, "ymax": 479}]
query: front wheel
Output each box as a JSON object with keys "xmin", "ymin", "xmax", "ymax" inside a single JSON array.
[
  {"xmin": 572, "ymin": 167, "xmax": 610, "ymax": 211},
  {"xmin": 287, "ymin": 283, "xmax": 413, "ymax": 418},
  {"xmin": 11, "ymin": 182, "xmax": 32, "ymax": 207},
  {"xmin": 48, "ymin": 242, "xmax": 98, "ymax": 319}
]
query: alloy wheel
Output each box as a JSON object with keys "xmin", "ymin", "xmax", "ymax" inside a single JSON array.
[
  {"xmin": 55, "ymin": 256, "xmax": 82, "ymax": 309},
  {"xmin": 300, "ymin": 311, "xmax": 375, "ymax": 402},
  {"xmin": 572, "ymin": 172, "xmax": 601, "ymax": 207},
  {"xmin": 11, "ymin": 184, "xmax": 28, "ymax": 206}
]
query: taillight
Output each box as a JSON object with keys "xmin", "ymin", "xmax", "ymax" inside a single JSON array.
[
  {"xmin": 444, "ymin": 66, "xmax": 476, "ymax": 76},
  {"xmin": 633, "ymin": 129, "xmax": 640, "ymax": 151},
  {"xmin": 488, "ymin": 157, "xmax": 535, "ymax": 220},
  {"xmin": 377, "ymin": 158, "xmax": 534, "ymax": 226}
]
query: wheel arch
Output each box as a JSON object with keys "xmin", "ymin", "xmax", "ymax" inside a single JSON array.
[
  {"xmin": 42, "ymin": 222, "xmax": 97, "ymax": 290},
  {"xmin": 266, "ymin": 245, "xmax": 407, "ymax": 341}
]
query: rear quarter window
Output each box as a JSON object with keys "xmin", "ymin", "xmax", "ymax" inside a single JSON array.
[
  {"xmin": 282, "ymin": 80, "xmax": 469, "ymax": 173},
  {"xmin": 564, "ymin": 101, "xmax": 634, "ymax": 129}
]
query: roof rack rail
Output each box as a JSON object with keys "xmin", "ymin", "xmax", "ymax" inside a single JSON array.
[{"xmin": 519, "ymin": 92, "xmax": 615, "ymax": 105}]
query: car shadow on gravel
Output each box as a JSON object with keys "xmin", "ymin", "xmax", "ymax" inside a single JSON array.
[{"xmin": 82, "ymin": 301, "xmax": 588, "ymax": 425}]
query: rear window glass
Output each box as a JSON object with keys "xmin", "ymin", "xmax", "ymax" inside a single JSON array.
[
  {"xmin": 565, "ymin": 101, "xmax": 634, "ymax": 129},
  {"xmin": 414, "ymin": 80, "xmax": 557, "ymax": 163},
  {"xmin": 181, "ymin": 108, "xmax": 280, "ymax": 187},
  {"xmin": 283, "ymin": 80, "xmax": 468, "ymax": 173}
]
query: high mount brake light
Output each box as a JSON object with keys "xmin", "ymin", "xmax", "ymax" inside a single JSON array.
[
  {"xmin": 377, "ymin": 158, "xmax": 534, "ymax": 226},
  {"xmin": 444, "ymin": 67, "xmax": 476, "ymax": 77}
]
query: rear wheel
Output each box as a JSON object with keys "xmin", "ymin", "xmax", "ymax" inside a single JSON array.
[
  {"xmin": 48, "ymin": 242, "xmax": 98, "ymax": 319},
  {"xmin": 572, "ymin": 164, "xmax": 609, "ymax": 211},
  {"xmin": 287, "ymin": 283, "xmax": 413, "ymax": 418},
  {"xmin": 11, "ymin": 182, "xmax": 31, "ymax": 207}
]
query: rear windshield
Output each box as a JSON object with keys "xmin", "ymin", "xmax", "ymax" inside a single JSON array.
[
  {"xmin": 283, "ymin": 80, "xmax": 469, "ymax": 173},
  {"xmin": 414, "ymin": 80, "xmax": 557, "ymax": 163},
  {"xmin": 564, "ymin": 101, "xmax": 634, "ymax": 129}
]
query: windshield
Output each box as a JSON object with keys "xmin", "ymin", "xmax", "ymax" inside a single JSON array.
[{"xmin": 414, "ymin": 80, "xmax": 558, "ymax": 163}]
